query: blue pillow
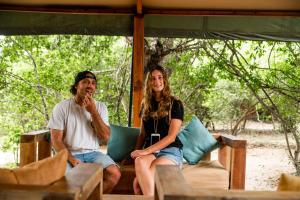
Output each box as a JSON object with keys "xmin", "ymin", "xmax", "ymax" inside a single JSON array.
[
  {"xmin": 107, "ymin": 124, "xmax": 140, "ymax": 162},
  {"xmin": 178, "ymin": 116, "xmax": 218, "ymax": 164}
]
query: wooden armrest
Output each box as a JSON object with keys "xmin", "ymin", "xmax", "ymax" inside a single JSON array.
[
  {"xmin": 213, "ymin": 133, "xmax": 246, "ymax": 148},
  {"xmin": 0, "ymin": 163, "xmax": 103, "ymax": 200}
]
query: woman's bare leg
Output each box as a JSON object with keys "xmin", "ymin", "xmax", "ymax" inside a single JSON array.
[
  {"xmin": 133, "ymin": 177, "xmax": 142, "ymax": 195},
  {"xmin": 134, "ymin": 154, "xmax": 156, "ymax": 196},
  {"xmin": 135, "ymin": 155, "xmax": 175, "ymax": 196}
]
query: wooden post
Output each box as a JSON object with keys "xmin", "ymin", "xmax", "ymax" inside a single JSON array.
[
  {"xmin": 218, "ymin": 145, "xmax": 231, "ymax": 171},
  {"xmin": 230, "ymin": 146, "xmax": 246, "ymax": 189},
  {"xmin": 20, "ymin": 135, "xmax": 36, "ymax": 167},
  {"xmin": 132, "ymin": 14, "xmax": 144, "ymax": 128},
  {"xmin": 137, "ymin": 0, "xmax": 142, "ymax": 15}
]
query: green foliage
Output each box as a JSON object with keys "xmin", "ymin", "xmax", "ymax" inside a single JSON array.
[
  {"xmin": 0, "ymin": 36, "xmax": 299, "ymax": 174},
  {"xmin": 0, "ymin": 35, "xmax": 132, "ymax": 152},
  {"xmin": 1, "ymin": 127, "xmax": 21, "ymax": 152}
]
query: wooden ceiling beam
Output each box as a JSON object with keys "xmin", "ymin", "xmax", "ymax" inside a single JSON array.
[
  {"xmin": 1, "ymin": 4, "xmax": 299, "ymax": 16},
  {"xmin": 144, "ymin": 9, "xmax": 300, "ymax": 17},
  {"xmin": 0, "ymin": 5, "xmax": 135, "ymax": 14}
]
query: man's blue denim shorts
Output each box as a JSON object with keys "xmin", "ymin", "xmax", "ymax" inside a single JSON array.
[
  {"xmin": 66, "ymin": 151, "xmax": 116, "ymax": 172},
  {"xmin": 154, "ymin": 146, "xmax": 183, "ymax": 167}
]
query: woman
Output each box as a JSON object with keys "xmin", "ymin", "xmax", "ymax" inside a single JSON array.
[{"xmin": 130, "ymin": 65, "xmax": 184, "ymax": 196}]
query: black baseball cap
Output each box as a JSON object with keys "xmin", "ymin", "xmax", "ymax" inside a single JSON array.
[{"xmin": 74, "ymin": 70, "xmax": 97, "ymax": 84}]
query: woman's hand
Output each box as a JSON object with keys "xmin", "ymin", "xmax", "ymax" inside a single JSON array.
[{"xmin": 131, "ymin": 149, "xmax": 150, "ymax": 159}]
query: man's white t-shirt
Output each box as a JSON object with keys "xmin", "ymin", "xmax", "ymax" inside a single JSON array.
[{"xmin": 47, "ymin": 98, "xmax": 109, "ymax": 154}]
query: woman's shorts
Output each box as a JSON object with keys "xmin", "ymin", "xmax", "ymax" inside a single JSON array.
[{"xmin": 154, "ymin": 147, "xmax": 183, "ymax": 167}]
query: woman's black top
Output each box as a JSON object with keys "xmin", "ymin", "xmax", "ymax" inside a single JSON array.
[{"xmin": 143, "ymin": 98, "xmax": 184, "ymax": 149}]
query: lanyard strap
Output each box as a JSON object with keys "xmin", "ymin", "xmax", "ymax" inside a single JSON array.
[{"xmin": 153, "ymin": 118, "xmax": 158, "ymax": 133}]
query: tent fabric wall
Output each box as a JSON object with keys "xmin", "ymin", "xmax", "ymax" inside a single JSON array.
[
  {"xmin": 0, "ymin": 11, "xmax": 133, "ymax": 36},
  {"xmin": 1, "ymin": 10, "xmax": 300, "ymax": 41},
  {"xmin": 144, "ymin": 15, "xmax": 300, "ymax": 41}
]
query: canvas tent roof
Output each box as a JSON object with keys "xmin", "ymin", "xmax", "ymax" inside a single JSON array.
[{"xmin": 0, "ymin": 0, "xmax": 300, "ymax": 40}]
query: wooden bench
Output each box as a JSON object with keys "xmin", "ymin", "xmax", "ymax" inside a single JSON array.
[
  {"xmin": 110, "ymin": 133, "xmax": 247, "ymax": 194},
  {"xmin": 19, "ymin": 130, "xmax": 247, "ymax": 194},
  {"xmin": 0, "ymin": 163, "xmax": 102, "ymax": 200},
  {"xmin": 154, "ymin": 165, "xmax": 300, "ymax": 200}
]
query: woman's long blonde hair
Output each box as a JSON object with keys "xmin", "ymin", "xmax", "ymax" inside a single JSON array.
[{"xmin": 142, "ymin": 65, "xmax": 173, "ymax": 120}]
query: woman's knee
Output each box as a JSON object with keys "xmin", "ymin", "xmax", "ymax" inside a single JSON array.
[{"xmin": 134, "ymin": 155, "xmax": 153, "ymax": 169}]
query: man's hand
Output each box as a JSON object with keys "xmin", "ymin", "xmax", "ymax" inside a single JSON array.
[
  {"xmin": 83, "ymin": 94, "xmax": 97, "ymax": 114},
  {"xmin": 69, "ymin": 158, "xmax": 82, "ymax": 167}
]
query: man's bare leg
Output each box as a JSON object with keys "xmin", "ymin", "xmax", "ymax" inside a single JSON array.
[{"xmin": 103, "ymin": 165, "xmax": 121, "ymax": 194}]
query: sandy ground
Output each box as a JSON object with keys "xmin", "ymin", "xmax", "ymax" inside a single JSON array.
[
  {"xmin": 246, "ymin": 147, "xmax": 294, "ymax": 190},
  {"xmin": 0, "ymin": 121, "xmax": 297, "ymax": 191},
  {"xmin": 238, "ymin": 132, "xmax": 295, "ymax": 191}
]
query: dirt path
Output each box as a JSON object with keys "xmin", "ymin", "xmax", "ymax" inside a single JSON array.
[
  {"xmin": 236, "ymin": 128, "xmax": 296, "ymax": 191},
  {"xmin": 246, "ymin": 147, "xmax": 294, "ymax": 190}
]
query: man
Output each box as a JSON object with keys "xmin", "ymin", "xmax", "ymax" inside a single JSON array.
[{"xmin": 48, "ymin": 70, "xmax": 121, "ymax": 193}]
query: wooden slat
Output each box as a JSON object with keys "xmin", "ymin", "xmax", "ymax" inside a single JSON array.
[
  {"xmin": 37, "ymin": 140, "xmax": 51, "ymax": 161},
  {"xmin": 132, "ymin": 14, "xmax": 144, "ymax": 128},
  {"xmin": 155, "ymin": 165, "xmax": 194, "ymax": 200},
  {"xmin": 230, "ymin": 147, "xmax": 246, "ymax": 189},
  {"xmin": 19, "ymin": 142, "xmax": 36, "ymax": 167}
]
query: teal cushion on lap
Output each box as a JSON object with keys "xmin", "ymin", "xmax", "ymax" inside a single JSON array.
[
  {"xmin": 178, "ymin": 116, "xmax": 218, "ymax": 165},
  {"xmin": 107, "ymin": 124, "xmax": 140, "ymax": 162}
]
